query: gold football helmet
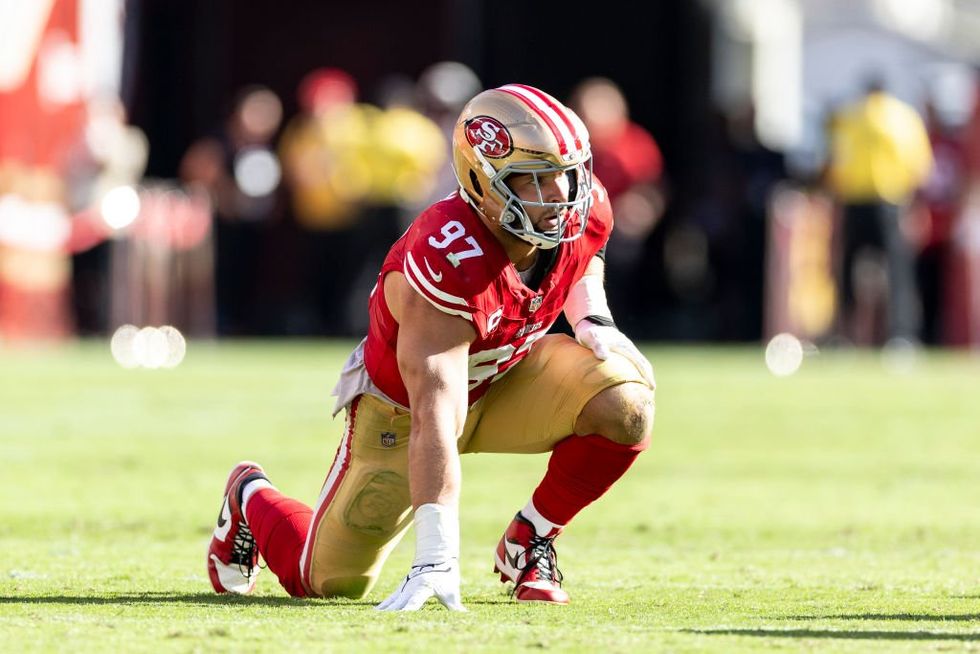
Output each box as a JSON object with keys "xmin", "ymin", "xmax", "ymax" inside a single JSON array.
[{"xmin": 452, "ymin": 84, "xmax": 593, "ymax": 249}]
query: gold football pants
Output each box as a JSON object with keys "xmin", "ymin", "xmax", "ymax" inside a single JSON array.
[{"xmin": 299, "ymin": 333, "xmax": 650, "ymax": 598}]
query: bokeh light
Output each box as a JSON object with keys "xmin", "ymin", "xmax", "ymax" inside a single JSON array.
[
  {"xmin": 159, "ymin": 325, "xmax": 187, "ymax": 368},
  {"xmin": 109, "ymin": 324, "xmax": 187, "ymax": 369},
  {"xmin": 765, "ymin": 332, "xmax": 804, "ymax": 377},
  {"xmin": 234, "ymin": 148, "xmax": 281, "ymax": 197},
  {"xmin": 109, "ymin": 324, "xmax": 140, "ymax": 368},
  {"xmin": 133, "ymin": 326, "xmax": 169, "ymax": 369},
  {"xmin": 100, "ymin": 185, "xmax": 141, "ymax": 230}
]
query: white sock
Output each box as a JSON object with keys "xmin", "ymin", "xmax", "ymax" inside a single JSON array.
[
  {"xmin": 521, "ymin": 499, "xmax": 563, "ymax": 537},
  {"xmin": 241, "ymin": 479, "xmax": 275, "ymax": 520}
]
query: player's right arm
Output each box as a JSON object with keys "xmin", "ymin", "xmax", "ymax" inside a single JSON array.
[
  {"xmin": 375, "ymin": 270, "xmax": 475, "ymax": 612},
  {"xmin": 388, "ymin": 270, "xmax": 474, "ymax": 509}
]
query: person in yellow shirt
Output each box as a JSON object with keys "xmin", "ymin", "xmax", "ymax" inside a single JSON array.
[
  {"xmin": 827, "ymin": 77, "xmax": 933, "ymax": 344},
  {"xmin": 278, "ymin": 69, "xmax": 380, "ymax": 335}
]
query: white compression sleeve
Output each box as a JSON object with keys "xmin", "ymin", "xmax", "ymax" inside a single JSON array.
[
  {"xmin": 563, "ymin": 274, "xmax": 612, "ymax": 329},
  {"xmin": 412, "ymin": 503, "xmax": 460, "ymax": 566}
]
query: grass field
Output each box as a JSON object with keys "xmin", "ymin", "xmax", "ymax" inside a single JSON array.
[{"xmin": 2, "ymin": 341, "xmax": 980, "ymax": 652}]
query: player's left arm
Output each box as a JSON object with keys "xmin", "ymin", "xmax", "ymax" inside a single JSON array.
[{"xmin": 564, "ymin": 256, "xmax": 655, "ymax": 388}]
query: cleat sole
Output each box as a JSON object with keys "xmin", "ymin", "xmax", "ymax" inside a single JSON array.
[{"xmin": 514, "ymin": 597, "xmax": 569, "ymax": 605}]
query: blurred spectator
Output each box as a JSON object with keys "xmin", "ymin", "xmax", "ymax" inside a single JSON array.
[
  {"xmin": 67, "ymin": 96, "xmax": 149, "ymax": 334},
  {"xmin": 278, "ymin": 68, "xmax": 367, "ymax": 334},
  {"xmin": 277, "ymin": 69, "xmax": 445, "ymax": 335},
  {"xmin": 180, "ymin": 86, "xmax": 283, "ymax": 335},
  {"xmin": 826, "ymin": 77, "xmax": 933, "ymax": 346},
  {"xmin": 953, "ymin": 81, "xmax": 980, "ymax": 347},
  {"xmin": 569, "ymin": 77, "xmax": 665, "ymax": 330},
  {"xmin": 339, "ymin": 74, "xmax": 446, "ymax": 334},
  {"xmin": 279, "ymin": 68, "xmax": 365, "ymax": 231},
  {"xmin": 368, "ymin": 77, "xmax": 446, "ymax": 211},
  {"xmin": 914, "ymin": 100, "xmax": 969, "ymax": 345},
  {"xmin": 720, "ymin": 102, "xmax": 787, "ymax": 340},
  {"xmin": 416, "ymin": 62, "xmax": 482, "ymax": 203},
  {"xmin": 571, "ymin": 78, "xmax": 663, "ymax": 200},
  {"xmin": 279, "ymin": 68, "xmax": 446, "ymax": 336},
  {"xmin": 676, "ymin": 103, "xmax": 787, "ymax": 342}
]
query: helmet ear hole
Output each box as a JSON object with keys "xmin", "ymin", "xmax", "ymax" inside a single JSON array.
[{"xmin": 469, "ymin": 170, "xmax": 483, "ymax": 197}]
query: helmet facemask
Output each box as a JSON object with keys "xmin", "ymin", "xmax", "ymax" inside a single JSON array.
[{"xmin": 478, "ymin": 152, "xmax": 594, "ymax": 250}]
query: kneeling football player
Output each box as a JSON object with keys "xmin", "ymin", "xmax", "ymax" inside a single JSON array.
[{"xmin": 206, "ymin": 83, "xmax": 656, "ymax": 609}]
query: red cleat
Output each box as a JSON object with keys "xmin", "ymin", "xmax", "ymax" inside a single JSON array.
[
  {"xmin": 206, "ymin": 461, "xmax": 267, "ymax": 594},
  {"xmin": 493, "ymin": 512, "xmax": 569, "ymax": 604}
]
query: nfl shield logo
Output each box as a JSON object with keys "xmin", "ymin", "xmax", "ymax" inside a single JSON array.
[
  {"xmin": 529, "ymin": 295, "xmax": 543, "ymax": 313},
  {"xmin": 380, "ymin": 431, "xmax": 397, "ymax": 448}
]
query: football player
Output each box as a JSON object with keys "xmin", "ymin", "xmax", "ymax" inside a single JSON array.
[{"xmin": 206, "ymin": 84, "xmax": 656, "ymax": 609}]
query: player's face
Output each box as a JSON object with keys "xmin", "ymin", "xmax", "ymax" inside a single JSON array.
[{"xmin": 506, "ymin": 171, "xmax": 572, "ymax": 234}]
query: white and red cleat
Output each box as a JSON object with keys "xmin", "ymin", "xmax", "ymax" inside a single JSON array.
[
  {"xmin": 206, "ymin": 461, "xmax": 267, "ymax": 594},
  {"xmin": 493, "ymin": 512, "xmax": 569, "ymax": 604}
]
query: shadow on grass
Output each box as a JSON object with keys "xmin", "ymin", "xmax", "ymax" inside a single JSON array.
[
  {"xmin": 686, "ymin": 628, "xmax": 980, "ymax": 642},
  {"xmin": 0, "ymin": 592, "xmax": 372, "ymax": 608},
  {"xmin": 0, "ymin": 592, "xmax": 512, "ymax": 608},
  {"xmin": 783, "ymin": 613, "xmax": 980, "ymax": 622}
]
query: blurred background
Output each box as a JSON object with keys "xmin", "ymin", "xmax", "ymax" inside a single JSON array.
[{"xmin": 2, "ymin": 0, "xmax": 980, "ymax": 355}]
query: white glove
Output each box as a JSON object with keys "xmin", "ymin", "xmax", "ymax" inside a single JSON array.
[
  {"xmin": 376, "ymin": 503, "xmax": 466, "ymax": 612},
  {"xmin": 375, "ymin": 559, "xmax": 464, "ymax": 611},
  {"xmin": 575, "ymin": 320, "xmax": 656, "ymax": 388}
]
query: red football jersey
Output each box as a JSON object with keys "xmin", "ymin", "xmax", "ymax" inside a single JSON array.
[{"xmin": 364, "ymin": 183, "xmax": 613, "ymax": 407}]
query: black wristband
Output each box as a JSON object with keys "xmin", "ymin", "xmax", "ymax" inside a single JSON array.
[{"xmin": 584, "ymin": 314, "xmax": 617, "ymax": 329}]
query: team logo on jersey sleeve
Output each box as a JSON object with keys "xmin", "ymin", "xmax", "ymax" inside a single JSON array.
[{"xmin": 465, "ymin": 116, "xmax": 513, "ymax": 158}]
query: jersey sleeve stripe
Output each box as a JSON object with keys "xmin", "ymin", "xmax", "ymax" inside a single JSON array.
[
  {"xmin": 404, "ymin": 271, "xmax": 475, "ymax": 321},
  {"xmin": 403, "ymin": 252, "xmax": 475, "ymax": 321},
  {"xmin": 405, "ymin": 252, "xmax": 471, "ymax": 307},
  {"xmin": 497, "ymin": 84, "xmax": 578, "ymax": 155}
]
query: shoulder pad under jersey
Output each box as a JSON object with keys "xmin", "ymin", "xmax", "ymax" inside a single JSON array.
[{"xmin": 401, "ymin": 200, "xmax": 498, "ymax": 336}]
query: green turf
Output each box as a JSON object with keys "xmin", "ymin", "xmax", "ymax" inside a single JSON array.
[{"xmin": 2, "ymin": 341, "xmax": 980, "ymax": 652}]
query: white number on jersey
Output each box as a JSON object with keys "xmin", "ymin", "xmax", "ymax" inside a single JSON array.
[
  {"xmin": 465, "ymin": 328, "xmax": 548, "ymax": 390},
  {"xmin": 467, "ymin": 344, "xmax": 516, "ymax": 390},
  {"xmin": 428, "ymin": 220, "xmax": 484, "ymax": 268}
]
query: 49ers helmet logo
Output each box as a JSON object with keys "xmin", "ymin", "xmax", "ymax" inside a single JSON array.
[{"xmin": 464, "ymin": 116, "xmax": 513, "ymax": 158}]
